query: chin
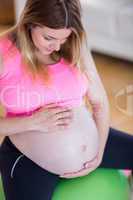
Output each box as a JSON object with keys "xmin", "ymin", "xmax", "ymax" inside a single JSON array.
[{"xmin": 41, "ymin": 50, "xmax": 52, "ymax": 56}]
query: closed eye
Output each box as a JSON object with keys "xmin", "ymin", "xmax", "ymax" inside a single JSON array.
[
  {"xmin": 43, "ymin": 35, "xmax": 68, "ymax": 43},
  {"xmin": 44, "ymin": 36, "xmax": 52, "ymax": 41}
]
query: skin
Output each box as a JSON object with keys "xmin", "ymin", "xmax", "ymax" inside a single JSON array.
[
  {"xmin": 31, "ymin": 25, "xmax": 72, "ymax": 62},
  {"xmin": 0, "ymin": 25, "xmax": 110, "ymax": 178},
  {"xmin": 30, "ymin": 25, "xmax": 110, "ymax": 178}
]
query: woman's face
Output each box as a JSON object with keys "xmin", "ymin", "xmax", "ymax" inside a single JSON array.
[{"xmin": 31, "ymin": 25, "xmax": 72, "ymax": 55}]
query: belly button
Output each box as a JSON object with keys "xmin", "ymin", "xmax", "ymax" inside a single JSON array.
[{"xmin": 81, "ymin": 145, "xmax": 87, "ymax": 152}]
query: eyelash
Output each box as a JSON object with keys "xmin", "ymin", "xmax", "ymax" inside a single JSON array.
[
  {"xmin": 44, "ymin": 37, "xmax": 51, "ymax": 41},
  {"xmin": 44, "ymin": 36, "xmax": 67, "ymax": 43}
]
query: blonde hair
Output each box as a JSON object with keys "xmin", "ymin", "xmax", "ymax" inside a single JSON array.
[{"xmin": 0, "ymin": 0, "xmax": 88, "ymax": 85}]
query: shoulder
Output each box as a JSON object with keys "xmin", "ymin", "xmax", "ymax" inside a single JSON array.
[
  {"xmin": 0, "ymin": 53, "xmax": 4, "ymax": 76},
  {"xmin": 0, "ymin": 35, "xmax": 16, "ymax": 78},
  {"xmin": 0, "ymin": 35, "xmax": 13, "ymax": 54},
  {"xmin": 0, "ymin": 36, "xmax": 7, "ymax": 76},
  {"xmin": 0, "ymin": 53, "xmax": 3, "ymax": 76}
]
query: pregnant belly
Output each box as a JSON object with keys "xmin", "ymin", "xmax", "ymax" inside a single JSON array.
[{"xmin": 9, "ymin": 104, "xmax": 100, "ymax": 175}]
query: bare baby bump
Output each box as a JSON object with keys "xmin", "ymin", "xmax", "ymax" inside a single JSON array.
[{"xmin": 9, "ymin": 105, "xmax": 100, "ymax": 175}]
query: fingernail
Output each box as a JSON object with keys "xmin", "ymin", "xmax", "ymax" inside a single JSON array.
[
  {"xmin": 60, "ymin": 176, "xmax": 65, "ymax": 178},
  {"xmin": 84, "ymin": 163, "xmax": 93, "ymax": 168}
]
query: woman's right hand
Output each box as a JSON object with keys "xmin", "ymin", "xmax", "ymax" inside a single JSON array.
[{"xmin": 28, "ymin": 103, "xmax": 74, "ymax": 133}]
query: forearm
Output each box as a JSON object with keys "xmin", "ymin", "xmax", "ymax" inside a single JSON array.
[
  {"xmin": 0, "ymin": 116, "xmax": 33, "ymax": 136},
  {"xmin": 80, "ymin": 43, "xmax": 110, "ymax": 151},
  {"xmin": 92, "ymin": 96, "xmax": 110, "ymax": 154}
]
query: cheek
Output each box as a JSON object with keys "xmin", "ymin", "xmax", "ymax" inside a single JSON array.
[{"xmin": 32, "ymin": 32, "xmax": 47, "ymax": 49}]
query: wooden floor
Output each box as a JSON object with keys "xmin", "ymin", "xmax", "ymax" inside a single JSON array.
[
  {"xmin": 93, "ymin": 52, "xmax": 133, "ymax": 135},
  {"xmin": 0, "ymin": 26, "xmax": 133, "ymax": 144}
]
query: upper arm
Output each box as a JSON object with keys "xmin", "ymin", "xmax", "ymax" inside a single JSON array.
[
  {"xmin": 0, "ymin": 53, "xmax": 4, "ymax": 76},
  {"xmin": 80, "ymin": 43, "xmax": 103, "ymax": 87},
  {"xmin": 0, "ymin": 36, "xmax": 10, "ymax": 79},
  {"xmin": 79, "ymin": 43, "xmax": 109, "ymax": 106}
]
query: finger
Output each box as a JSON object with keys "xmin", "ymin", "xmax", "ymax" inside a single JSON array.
[
  {"xmin": 60, "ymin": 157, "xmax": 97, "ymax": 178},
  {"xmin": 56, "ymin": 107, "xmax": 72, "ymax": 113},
  {"xmin": 53, "ymin": 114, "xmax": 72, "ymax": 124},
  {"xmin": 58, "ymin": 118, "xmax": 72, "ymax": 125},
  {"xmin": 60, "ymin": 167, "xmax": 94, "ymax": 178},
  {"xmin": 43, "ymin": 103, "xmax": 59, "ymax": 109},
  {"xmin": 37, "ymin": 104, "xmax": 58, "ymax": 113},
  {"xmin": 45, "ymin": 101, "xmax": 71, "ymax": 109},
  {"xmin": 60, "ymin": 171, "xmax": 89, "ymax": 178},
  {"xmin": 38, "ymin": 105, "xmax": 69, "ymax": 116},
  {"xmin": 52, "ymin": 108, "xmax": 73, "ymax": 117},
  {"xmin": 56, "ymin": 110, "xmax": 73, "ymax": 119},
  {"xmin": 83, "ymin": 155, "xmax": 98, "ymax": 169},
  {"xmin": 57, "ymin": 123, "xmax": 70, "ymax": 130},
  {"xmin": 60, "ymin": 171, "xmax": 83, "ymax": 178}
]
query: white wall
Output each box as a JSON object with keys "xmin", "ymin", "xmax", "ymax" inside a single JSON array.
[
  {"xmin": 14, "ymin": 0, "xmax": 27, "ymax": 21},
  {"xmin": 81, "ymin": 0, "xmax": 133, "ymax": 61}
]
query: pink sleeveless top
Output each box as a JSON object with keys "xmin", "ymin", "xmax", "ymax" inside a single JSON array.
[{"xmin": 0, "ymin": 37, "xmax": 88, "ymax": 118}]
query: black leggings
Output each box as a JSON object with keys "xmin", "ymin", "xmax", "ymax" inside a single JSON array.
[{"xmin": 0, "ymin": 127, "xmax": 133, "ymax": 200}]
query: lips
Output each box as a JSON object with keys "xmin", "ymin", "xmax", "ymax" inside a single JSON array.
[{"xmin": 46, "ymin": 48, "xmax": 53, "ymax": 52}]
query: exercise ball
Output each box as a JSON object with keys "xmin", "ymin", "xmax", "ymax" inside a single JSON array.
[
  {"xmin": 0, "ymin": 176, "xmax": 5, "ymax": 200},
  {"xmin": 52, "ymin": 169, "xmax": 130, "ymax": 200}
]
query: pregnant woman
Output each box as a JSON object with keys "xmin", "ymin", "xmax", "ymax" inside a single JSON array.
[{"xmin": 0, "ymin": 0, "xmax": 133, "ymax": 199}]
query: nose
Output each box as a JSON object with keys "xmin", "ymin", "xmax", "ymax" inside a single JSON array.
[
  {"xmin": 49, "ymin": 40, "xmax": 61, "ymax": 51},
  {"xmin": 54, "ymin": 40, "xmax": 61, "ymax": 51}
]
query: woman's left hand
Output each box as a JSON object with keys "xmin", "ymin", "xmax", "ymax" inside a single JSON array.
[{"xmin": 59, "ymin": 152, "xmax": 103, "ymax": 179}]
